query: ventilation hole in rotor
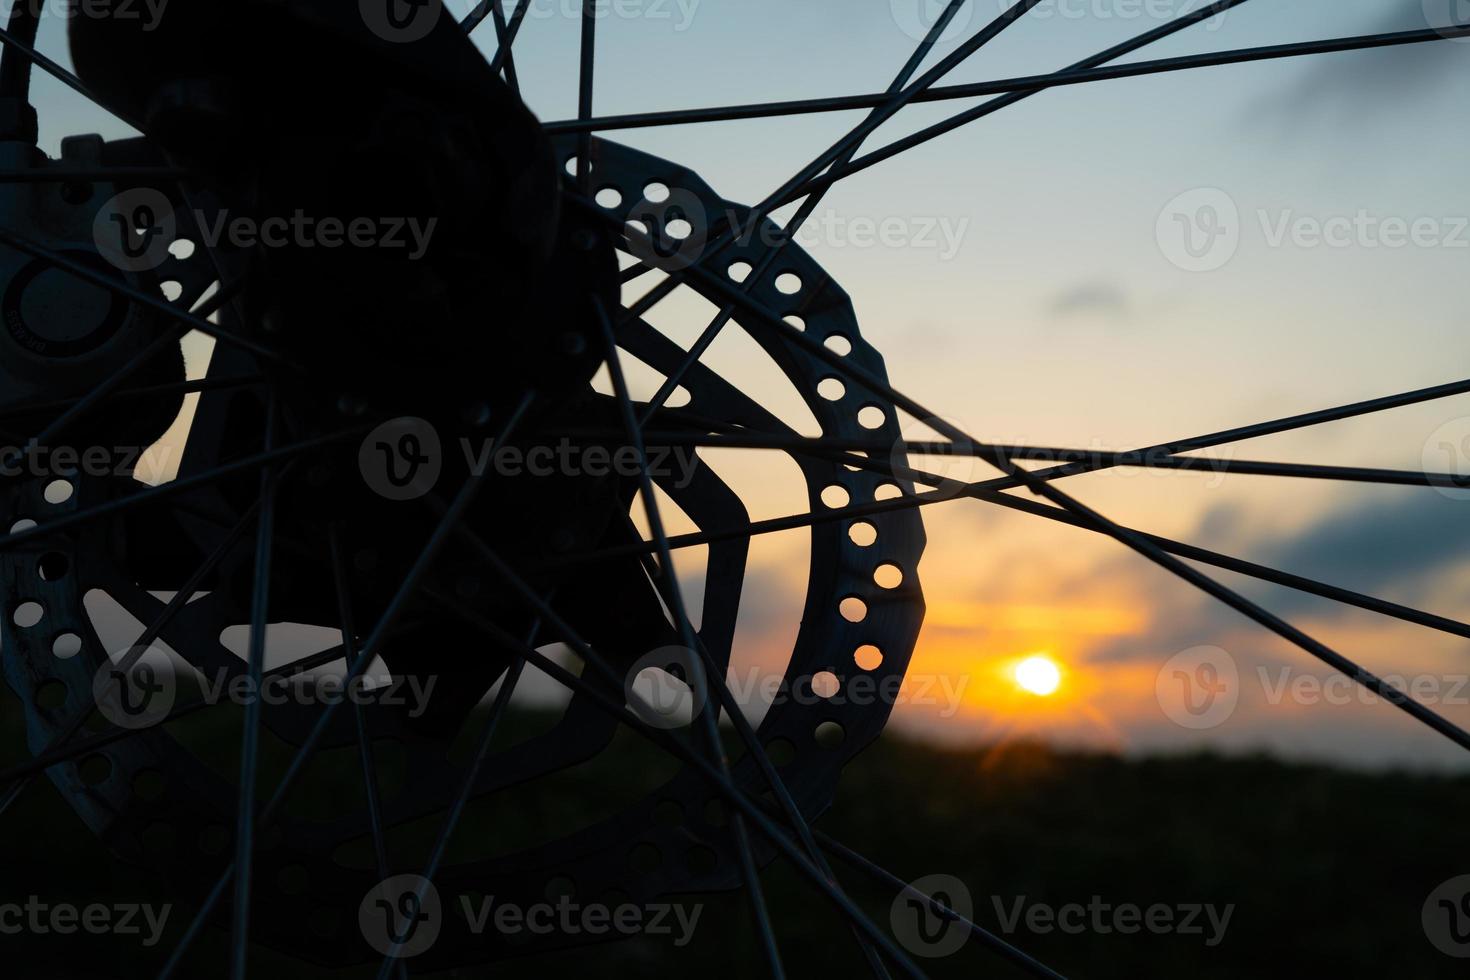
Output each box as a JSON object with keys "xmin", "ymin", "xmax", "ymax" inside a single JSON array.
[
  {"xmin": 10, "ymin": 518, "xmax": 37, "ymax": 534},
  {"xmin": 653, "ymin": 800, "xmax": 684, "ymax": 827},
  {"xmin": 821, "ymin": 485, "xmax": 850, "ymax": 509},
  {"xmin": 775, "ymin": 272, "xmax": 803, "ymax": 295},
  {"xmin": 874, "ymin": 563, "xmax": 904, "ymax": 589},
  {"xmin": 276, "ymin": 866, "xmax": 309, "ymax": 896},
  {"xmin": 849, "ymin": 522, "xmax": 878, "ymax": 547},
  {"xmin": 839, "ymin": 596, "xmax": 867, "ymax": 623},
  {"xmin": 643, "ymin": 181, "xmax": 670, "ymax": 203},
  {"xmin": 160, "ymin": 280, "xmax": 183, "ymax": 303},
  {"xmin": 782, "ymin": 314, "xmax": 805, "ymax": 331},
  {"xmin": 812, "ymin": 671, "xmax": 840, "ymax": 699},
  {"xmin": 13, "ymin": 601, "xmax": 44, "ymax": 628},
  {"xmin": 565, "ymin": 155, "xmax": 594, "ymax": 177},
  {"xmin": 38, "ymin": 552, "xmax": 69, "ymax": 582},
  {"xmin": 44, "ymin": 479, "xmax": 74, "ymax": 504},
  {"xmin": 685, "ymin": 845, "xmax": 719, "ymax": 875},
  {"xmin": 855, "ymin": 644, "xmax": 884, "ymax": 671},
  {"xmin": 133, "ymin": 769, "xmax": 166, "ymax": 801},
  {"xmin": 666, "ymin": 217, "xmax": 693, "ymax": 240},
  {"xmin": 629, "ymin": 842, "xmax": 662, "ymax": 873},
  {"xmin": 545, "ymin": 875, "xmax": 576, "ymax": 901},
  {"xmin": 874, "ymin": 483, "xmax": 901, "ymax": 501},
  {"xmin": 858, "ymin": 406, "xmax": 887, "ymax": 430},
  {"xmin": 728, "ymin": 260, "xmax": 753, "ymax": 283},
  {"xmin": 36, "ymin": 679, "xmax": 67, "ymax": 710},
  {"xmin": 825, "ymin": 334, "xmax": 853, "ymax": 356},
  {"xmin": 595, "ymin": 187, "xmax": 623, "ymax": 209},
  {"xmin": 168, "ymin": 239, "xmax": 196, "ymax": 260},
  {"xmin": 624, "ymin": 218, "xmax": 650, "ymax": 240},
  {"xmin": 814, "ymin": 721, "xmax": 846, "ymax": 749},
  {"xmin": 78, "ymin": 754, "xmax": 112, "ymax": 786},
  {"xmin": 817, "ymin": 377, "xmax": 846, "ymax": 401},
  {"xmin": 52, "ymin": 632, "xmax": 83, "ymax": 659},
  {"xmin": 766, "ymin": 737, "xmax": 796, "ymax": 767},
  {"xmin": 703, "ymin": 799, "xmax": 727, "ymax": 827}
]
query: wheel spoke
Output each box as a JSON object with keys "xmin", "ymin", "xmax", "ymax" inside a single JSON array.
[
  {"xmin": 545, "ymin": 3, "xmax": 1470, "ymax": 138},
  {"xmin": 783, "ymin": 17, "xmax": 1470, "ymax": 204},
  {"xmin": 593, "ymin": 297, "xmax": 788, "ymax": 978},
  {"xmin": 0, "ymin": 425, "xmax": 371, "ymax": 555},
  {"xmin": 814, "ymin": 828, "xmax": 1068, "ymax": 980},
  {"xmin": 156, "ymin": 395, "xmax": 534, "ymax": 980},
  {"xmin": 557, "ymin": 426, "xmax": 1470, "ymax": 490},
  {"xmin": 227, "ymin": 395, "xmax": 279, "ymax": 980},
  {"xmin": 370, "ymin": 615, "xmax": 542, "ymax": 976},
  {"xmin": 0, "ymin": 279, "xmax": 243, "ymax": 477},
  {"xmin": 489, "ymin": 0, "xmax": 520, "ymax": 93},
  {"xmin": 0, "ymin": 23, "xmax": 143, "ymax": 132},
  {"xmin": 575, "ymin": 0, "xmax": 597, "ymax": 196},
  {"xmin": 584, "ymin": 195, "xmax": 1470, "ymax": 755},
  {"xmin": 0, "ymin": 498, "xmax": 263, "ymax": 816},
  {"xmin": 619, "ymin": 0, "xmax": 1045, "ymax": 328},
  {"xmin": 0, "ymin": 373, "xmax": 264, "ymax": 426},
  {"xmin": 546, "ymin": 442, "xmax": 1470, "ymax": 643},
  {"xmin": 0, "ymin": 637, "xmax": 352, "ymax": 788},
  {"xmin": 0, "ymin": 226, "xmax": 294, "ymax": 368},
  {"xmin": 422, "ymin": 579, "xmax": 932, "ymax": 980},
  {"xmin": 635, "ymin": 0, "xmax": 972, "ymax": 432},
  {"xmin": 328, "ymin": 523, "xmax": 409, "ymax": 980}
]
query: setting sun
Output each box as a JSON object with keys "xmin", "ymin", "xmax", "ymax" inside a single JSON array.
[{"xmin": 1015, "ymin": 655, "xmax": 1062, "ymax": 697}]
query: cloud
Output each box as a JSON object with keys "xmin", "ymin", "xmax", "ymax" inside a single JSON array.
[
  {"xmin": 1253, "ymin": 2, "xmax": 1470, "ymax": 124},
  {"xmin": 1253, "ymin": 488, "xmax": 1470, "ymax": 605},
  {"xmin": 1047, "ymin": 281, "xmax": 1129, "ymax": 319}
]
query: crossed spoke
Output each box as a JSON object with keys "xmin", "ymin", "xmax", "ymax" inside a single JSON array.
[{"xmin": 0, "ymin": 3, "xmax": 1462, "ymax": 977}]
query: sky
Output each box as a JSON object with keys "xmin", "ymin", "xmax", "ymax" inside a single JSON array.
[{"xmin": 23, "ymin": 0, "xmax": 1470, "ymax": 771}]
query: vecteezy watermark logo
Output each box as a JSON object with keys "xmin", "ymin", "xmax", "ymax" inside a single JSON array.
[
  {"xmin": 93, "ymin": 188, "xmax": 176, "ymax": 273},
  {"xmin": 1424, "ymin": 875, "xmax": 1470, "ymax": 957},
  {"xmin": 1156, "ymin": 645, "xmax": 1238, "ymax": 729},
  {"xmin": 991, "ymin": 895, "xmax": 1233, "ymax": 946},
  {"xmin": 360, "ymin": 417, "xmax": 443, "ymax": 501},
  {"xmin": 1156, "ymin": 188, "xmax": 1240, "ymax": 272},
  {"xmin": 512, "ymin": 0, "xmax": 702, "ymax": 30},
  {"xmin": 1021, "ymin": 0, "xmax": 1230, "ymax": 29},
  {"xmin": 460, "ymin": 895, "xmax": 703, "ymax": 943},
  {"xmin": 1159, "ymin": 189, "xmax": 1470, "ymax": 271},
  {"xmin": 890, "ymin": 874, "xmax": 972, "ymax": 958},
  {"xmin": 360, "ymin": 0, "xmax": 443, "ymax": 43},
  {"xmin": 0, "ymin": 897, "xmax": 172, "ymax": 946},
  {"xmin": 1424, "ymin": 0, "xmax": 1470, "ymax": 42},
  {"xmin": 1257, "ymin": 667, "xmax": 1464, "ymax": 708},
  {"xmin": 11, "ymin": 0, "xmax": 171, "ymax": 31},
  {"xmin": 92, "ymin": 648, "xmax": 177, "ymax": 730},
  {"xmin": 359, "ymin": 418, "xmax": 704, "ymax": 500},
  {"xmin": 890, "ymin": 0, "xmax": 975, "ymax": 43},
  {"xmin": 360, "ymin": 875, "xmax": 442, "ymax": 958},
  {"xmin": 624, "ymin": 646, "xmax": 708, "ymax": 730},
  {"xmin": 624, "ymin": 185, "xmax": 707, "ymax": 271},
  {"xmin": 725, "ymin": 207, "xmax": 972, "ymax": 261},
  {"xmin": 1422, "ymin": 417, "xmax": 1470, "ymax": 500},
  {"xmin": 0, "ymin": 443, "xmax": 176, "ymax": 480}
]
